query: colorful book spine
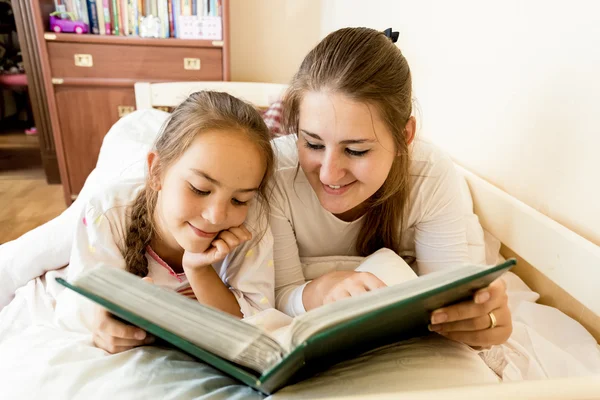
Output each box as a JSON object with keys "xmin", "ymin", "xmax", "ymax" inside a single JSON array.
[
  {"xmin": 86, "ymin": 0, "xmax": 100, "ymax": 34},
  {"xmin": 111, "ymin": 0, "xmax": 120, "ymax": 35},
  {"xmin": 120, "ymin": 0, "xmax": 128, "ymax": 35},
  {"xmin": 167, "ymin": 0, "xmax": 175, "ymax": 37},
  {"xmin": 103, "ymin": 0, "xmax": 112, "ymax": 34}
]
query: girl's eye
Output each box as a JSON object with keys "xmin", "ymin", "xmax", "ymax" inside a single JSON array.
[
  {"xmin": 189, "ymin": 184, "xmax": 209, "ymax": 196},
  {"xmin": 232, "ymin": 198, "xmax": 249, "ymax": 206},
  {"xmin": 345, "ymin": 148, "xmax": 370, "ymax": 157},
  {"xmin": 304, "ymin": 141, "xmax": 324, "ymax": 150}
]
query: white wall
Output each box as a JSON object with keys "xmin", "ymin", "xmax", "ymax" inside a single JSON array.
[
  {"xmin": 321, "ymin": 0, "xmax": 600, "ymax": 246},
  {"xmin": 229, "ymin": 0, "xmax": 322, "ymax": 83}
]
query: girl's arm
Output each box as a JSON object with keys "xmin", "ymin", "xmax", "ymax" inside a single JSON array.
[
  {"xmin": 184, "ymin": 204, "xmax": 275, "ymax": 318},
  {"xmin": 57, "ymin": 198, "xmax": 152, "ymax": 353},
  {"xmin": 182, "ymin": 265, "xmax": 243, "ymax": 317}
]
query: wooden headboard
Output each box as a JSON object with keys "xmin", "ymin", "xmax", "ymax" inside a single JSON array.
[{"xmin": 458, "ymin": 165, "xmax": 600, "ymax": 342}]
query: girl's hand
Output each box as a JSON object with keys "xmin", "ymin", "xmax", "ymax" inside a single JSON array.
[
  {"xmin": 322, "ymin": 271, "xmax": 387, "ymax": 305},
  {"xmin": 92, "ymin": 307, "xmax": 155, "ymax": 354},
  {"xmin": 92, "ymin": 276, "xmax": 155, "ymax": 354},
  {"xmin": 183, "ymin": 225, "xmax": 252, "ymax": 270},
  {"xmin": 428, "ymin": 277, "xmax": 512, "ymax": 347}
]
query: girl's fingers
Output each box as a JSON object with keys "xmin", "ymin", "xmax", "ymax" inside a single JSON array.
[
  {"xmin": 226, "ymin": 226, "xmax": 252, "ymax": 242},
  {"xmin": 217, "ymin": 231, "xmax": 241, "ymax": 249},
  {"xmin": 211, "ymin": 239, "xmax": 230, "ymax": 258},
  {"xmin": 95, "ymin": 308, "xmax": 147, "ymax": 340}
]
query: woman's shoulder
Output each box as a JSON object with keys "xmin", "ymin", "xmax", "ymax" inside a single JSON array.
[
  {"xmin": 271, "ymin": 134, "xmax": 299, "ymax": 169},
  {"xmin": 409, "ymin": 138, "xmax": 455, "ymax": 179}
]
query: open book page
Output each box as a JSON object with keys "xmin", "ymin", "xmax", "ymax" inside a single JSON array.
[
  {"xmin": 71, "ymin": 267, "xmax": 285, "ymax": 373},
  {"xmin": 354, "ymin": 248, "xmax": 418, "ymax": 286},
  {"xmin": 243, "ymin": 249, "xmax": 421, "ymax": 353}
]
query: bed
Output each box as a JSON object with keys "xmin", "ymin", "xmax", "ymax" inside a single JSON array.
[{"xmin": 0, "ymin": 81, "xmax": 598, "ymax": 399}]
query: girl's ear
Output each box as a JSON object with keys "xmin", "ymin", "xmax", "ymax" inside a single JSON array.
[
  {"xmin": 404, "ymin": 116, "xmax": 416, "ymax": 146},
  {"xmin": 147, "ymin": 151, "xmax": 162, "ymax": 191}
]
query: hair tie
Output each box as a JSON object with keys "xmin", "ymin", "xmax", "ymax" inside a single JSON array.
[{"xmin": 383, "ymin": 28, "xmax": 399, "ymax": 43}]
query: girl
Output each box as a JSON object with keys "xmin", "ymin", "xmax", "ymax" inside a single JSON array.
[
  {"xmin": 61, "ymin": 91, "xmax": 276, "ymax": 354},
  {"xmin": 271, "ymin": 27, "xmax": 512, "ymax": 348}
]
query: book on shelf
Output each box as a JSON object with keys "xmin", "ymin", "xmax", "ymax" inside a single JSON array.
[
  {"xmin": 56, "ymin": 251, "xmax": 515, "ymax": 395},
  {"xmin": 61, "ymin": 0, "xmax": 223, "ymax": 38}
]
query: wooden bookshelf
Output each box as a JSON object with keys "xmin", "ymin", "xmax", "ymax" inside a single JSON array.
[{"xmin": 26, "ymin": 0, "xmax": 230, "ymax": 203}]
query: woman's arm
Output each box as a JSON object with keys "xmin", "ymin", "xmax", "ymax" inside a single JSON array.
[{"xmin": 415, "ymin": 155, "xmax": 511, "ymax": 347}]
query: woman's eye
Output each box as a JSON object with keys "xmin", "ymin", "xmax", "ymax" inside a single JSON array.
[
  {"xmin": 189, "ymin": 184, "xmax": 209, "ymax": 196},
  {"xmin": 345, "ymin": 148, "xmax": 370, "ymax": 157},
  {"xmin": 304, "ymin": 141, "xmax": 324, "ymax": 150},
  {"xmin": 232, "ymin": 198, "xmax": 249, "ymax": 206}
]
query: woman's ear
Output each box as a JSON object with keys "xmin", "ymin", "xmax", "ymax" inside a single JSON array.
[
  {"xmin": 404, "ymin": 116, "xmax": 416, "ymax": 146},
  {"xmin": 147, "ymin": 151, "xmax": 162, "ymax": 191}
]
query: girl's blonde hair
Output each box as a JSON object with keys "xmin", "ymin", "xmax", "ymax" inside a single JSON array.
[
  {"xmin": 282, "ymin": 27, "xmax": 413, "ymax": 257},
  {"xmin": 124, "ymin": 91, "xmax": 274, "ymax": 277}
]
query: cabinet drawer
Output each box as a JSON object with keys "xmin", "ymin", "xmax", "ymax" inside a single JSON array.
[
  {"xmin": 54, "ymin": 85, "xmax": 137, "ymax": 196},
  {"xmin": 47, "ymin": 42, "xmax": 223, "ymax": 81}
]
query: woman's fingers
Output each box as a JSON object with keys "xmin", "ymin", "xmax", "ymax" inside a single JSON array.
[
  {"xmin": 429, "ymin": 306, "xmax": 511, "ymax": 333},
  {"xmin": 323, "ymin": 272, "xmax": 386, "ymax": 304},
  {"xmin": 431, "ymin": 277, "xmax": 508, "ymax": 324}
]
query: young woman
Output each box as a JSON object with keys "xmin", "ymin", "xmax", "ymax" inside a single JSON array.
[{"xmin": 271, "ymin": 27, "xmax": 511, "ymax": 348}]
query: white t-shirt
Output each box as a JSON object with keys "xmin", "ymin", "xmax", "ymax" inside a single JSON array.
[
  {"xmin": 270, "ymin": 135, "xmax": 485, "ymax": 316},
  {"xmin": 65, "ymin": 179, "xmax": 275, "ymax": 318}
]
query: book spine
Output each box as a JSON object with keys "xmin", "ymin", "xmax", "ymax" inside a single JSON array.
[
  {"xmin": 76, "ymin": 0, "xmax": 90, "ymax": 25},
  {"xmin": 103, "ymin": 0, "xmax": 112, "ymax": 34},
  {"xmin": 167, "ymin": 0, "xmax": 174, "ymax": 38},
  {"xmin": 95, "ymin": 0, "xmax": 105, "ymax": 34},
  {"xmin": 182, "ymin": 0, "xmax": 191, "ymax": 16},
  {"xmin": 86, "ymin": 0, "xmax": 100, "ymax": 34},
  {"xmin": 127, "ymin": 0, "xmax": 136, "ymax": 35},
  {"xmin": 111, "ymin": 0, "xmax": 119, "ymax": 35},
  {"xmin": 172, "ymin": 0, "xmax": 180, "ymax": 37},
  {"xmin": 150, "ymin": 0, "xmax": 158, "ymax": 16},
  {"xmin": 120, "ymin": 0, "xmax": 128, "ymax": 35}
]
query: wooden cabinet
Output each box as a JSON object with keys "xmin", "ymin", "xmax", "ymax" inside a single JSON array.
[
  {"xmin": 31, "ymin": 0, "xmax": 230, "ymax": 203},
  {"xmin": 54, "ymin": 86, "xmax": 136, "ymax": 194}
]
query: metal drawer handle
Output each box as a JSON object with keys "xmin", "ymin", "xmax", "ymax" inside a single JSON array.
[
  {"xmin": 184, "ymin": 58, "xmax": 201, "ymax": 70},
  {"xmin": 118, "ymin": 106, "xmax": 135, "ymax": 118},
  {"xmin": 74, "ymin": 54, "xmax": 93, "ymax": 67}
]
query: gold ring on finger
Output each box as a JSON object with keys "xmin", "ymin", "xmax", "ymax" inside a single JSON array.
[{"xmin": 488, "ymin": 311, "xmax": 497, "ymax": 329}]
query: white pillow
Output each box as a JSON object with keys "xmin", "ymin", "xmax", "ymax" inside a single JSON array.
[{"xmin": 0, "ymin": 109, "xmax": 169, "ymax": 310}]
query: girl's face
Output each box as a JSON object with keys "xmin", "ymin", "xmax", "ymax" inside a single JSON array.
[
  {"xmin": 151, "ymin": 130, "xmax": 266, "ymax": 254},
  {"xmin": 297, "ymin": 91, "xmax": 398, "ymax": 221}
]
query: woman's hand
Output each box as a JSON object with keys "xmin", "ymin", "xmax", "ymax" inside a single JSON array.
[
  {"xmin": 183, "ymin": 225, "xmax": 252, "ymax": 270},
  {"xmin": 428, "ymin": 277, "xmax": 512, "ymax": 347},
  {"xmin": 304, "ymin": 270, "xmax": 387, "ymax": 310}
]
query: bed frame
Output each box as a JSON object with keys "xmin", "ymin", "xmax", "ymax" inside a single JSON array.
[{"xmin": 134, "ymin": 81, "xmax": 600, "ymax": 399}]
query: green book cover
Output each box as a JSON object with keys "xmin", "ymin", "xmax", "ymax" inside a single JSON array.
[{"xmin": 56, "ymin": 258, "xmax": 515, "ymax": 395}]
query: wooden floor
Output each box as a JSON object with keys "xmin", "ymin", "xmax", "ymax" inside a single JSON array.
[{"xmin": 0, "ymin": 131, "xmax": 66, "ymax": 244}]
